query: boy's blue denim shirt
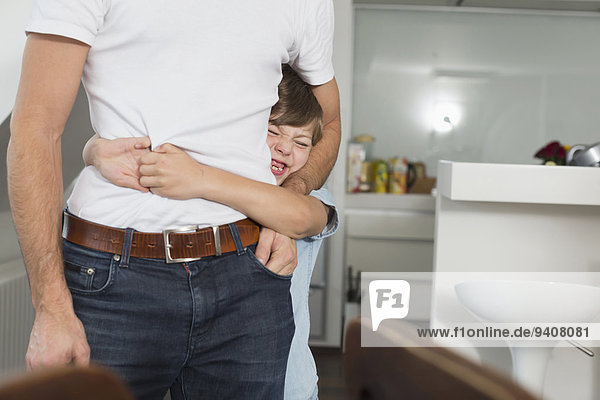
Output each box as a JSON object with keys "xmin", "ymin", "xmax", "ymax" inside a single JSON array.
[{"xmin": 285, "ymin": 188, "xmax": 339, "ymax": 400}]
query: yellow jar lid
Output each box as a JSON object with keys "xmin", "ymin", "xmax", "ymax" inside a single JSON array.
[{"xmin": 353, "ymin": 134, "xmax": 375, "ymax": 143}]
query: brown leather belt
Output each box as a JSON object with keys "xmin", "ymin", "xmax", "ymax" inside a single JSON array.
[{"xmin": 62, "ymin": 212, "xmax": 260, "ymax": 263}]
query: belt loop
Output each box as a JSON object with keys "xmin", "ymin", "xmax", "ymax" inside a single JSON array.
[
  {"xmin": 228, "ymin": 223, "xmax": 245, "ymax": 255},
  {"xmin": 61, "ymin": 210, "xmax": 66, "ymax": 238},
  {"xmin": 212, "ymin": 226, "xmax": 222, "ymax": 256},
  {"xmin": 119, "ymin": 228, "xmax": 135, "ymax": 268}
]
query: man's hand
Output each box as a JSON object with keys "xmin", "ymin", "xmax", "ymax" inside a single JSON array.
[
  {"xmin": 84, "ymin": 135, "xmax": 151, "ymax": 192},
  {"xmin": 26, "ymin": 308, "xmax": 90, "ymax": 369},
  {"xmin": 255, "ymin": 228, "xmax": 298, "ymax": 276},
  {"xmin": 139, "ymin": 143, "xmax": 205, "ymax": 200}
]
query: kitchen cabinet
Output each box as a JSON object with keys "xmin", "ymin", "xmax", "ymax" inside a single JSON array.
[
  {"xmin": 339, "ymin": 193, "xmax": 436, "ymax": 338},
  {"xmin": 345, "ymin": 194, "xmax": 435, "ymax": 275}
]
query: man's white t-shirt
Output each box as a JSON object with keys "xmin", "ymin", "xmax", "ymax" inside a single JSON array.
[{"xmin": 27, "ymin": 0, "xmax": 334, "ymax": 232}]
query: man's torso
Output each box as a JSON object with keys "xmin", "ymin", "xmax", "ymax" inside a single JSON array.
[{"xmin": 27, "ymin": 0, "xmax": 333, "ymax": 231}]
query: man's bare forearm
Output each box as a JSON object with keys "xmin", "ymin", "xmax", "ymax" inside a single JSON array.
[
  {"xmin": 8, "ymin": 33, "xmax": 89, "ymax": 312},
  {"xmin": 7, "ymin": 123, "xmax": 70, "ymax": 311},
  {"xmin": 282, "ymin": 116, "xmax": 341, "ymax": 194},
  {"xmin": 282, "ymin": 77, "xmax": 341, "ymax": 195}
]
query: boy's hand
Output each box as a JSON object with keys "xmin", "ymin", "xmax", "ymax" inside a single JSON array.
[
  {"xmin": 139, "ymin": 143, "xmax": 204, "ymax": 200},
  {"xmin": 255, "ymin": 228, "xmax": 298, "ymax": 276},
  {"xmin": 87, "ymin": 136, "xmax": 151, "ymax": 192}
]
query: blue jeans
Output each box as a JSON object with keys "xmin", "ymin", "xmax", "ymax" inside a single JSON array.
[{"xmin": 62, "ymin": 223, "xmax": 294, "ymax": 400}]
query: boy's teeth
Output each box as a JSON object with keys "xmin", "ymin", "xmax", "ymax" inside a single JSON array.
[{"xmin": 271, "ymin": 165, "xmax": 284, "ymax": 172}]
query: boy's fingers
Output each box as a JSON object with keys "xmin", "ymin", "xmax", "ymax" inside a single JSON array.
[
  {"xmin": 264, "ymin": 236, "xmax": 297, "ymax": 275},
  {"xmin": 157, "ymin": 143, "xmax": 180, "ymax": 153},
  {"xmin": 140, "ymin": 174, "xmax": 166, "ymax": 189},
  {"xmin": 139, "ymin": 164, "xmax": 158, "ymax": 176},
  {"xmin": 114, "ymin": 174, "xmax": 148, "ymax": 192},
  {"xmin": 125, "ymin": 178, "xmax": 150, "ymax": 192},
  {"xmin": 139, "ymin": 176, "xmax": 158, "ymax": 188},
  {"xmin": 255, "ymin": 228, "xmax": 276, "ymax": 265},
  {"xmin": 140, "ymin": 151, "xmax": 160, "ymax": 165}
]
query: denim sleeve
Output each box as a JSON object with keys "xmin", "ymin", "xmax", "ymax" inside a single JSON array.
[{"xmin": 305, "ymin": 188, "xmax": 339, "ymax": 241}]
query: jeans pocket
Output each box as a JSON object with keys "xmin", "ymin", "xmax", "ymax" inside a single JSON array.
[
  {"xmin": 245, "ymin": 246, "xmax": 293, "ymax": 281},
  {"xmin": 63, "ymin": 241, "xmax": 118, "ymax": 295}
]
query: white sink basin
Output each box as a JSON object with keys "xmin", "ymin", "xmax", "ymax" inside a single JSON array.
[
  {"xmin": 455, "ymin": 280, "xmax": 600, "ymax": 398},
  {"xmin": 455, "ymin": 280, "xmax": 600, "ymax": 323}
]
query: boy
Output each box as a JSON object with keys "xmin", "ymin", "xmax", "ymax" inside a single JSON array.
[{"xmin": 84, "ymin": 65, "xmax": 338, "ymax": 399}]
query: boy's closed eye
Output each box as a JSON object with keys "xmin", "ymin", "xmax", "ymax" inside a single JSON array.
[{"xmin": 294, "ymin": 140, "xmax": 310, "ymax": 148}]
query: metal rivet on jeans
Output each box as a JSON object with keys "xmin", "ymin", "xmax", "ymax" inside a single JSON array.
[
  {"xmin": 113, "ymin": 254, "xmax": 121, "ymax": 262},
  {"xmin": 86, "ymin": 268, "xmax": 95, "ymax": 276}
]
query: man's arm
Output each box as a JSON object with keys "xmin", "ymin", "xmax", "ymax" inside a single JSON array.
[
  {"xmin": 7, "ymin": 33, "xmax": 90, "ymax": 368},
  {"xmin": 281, "ymin": 78, "xmax": 341, "ymax": 195},
  {"xmin": 255, "ymin": 78, "xmax": 340, "ymax": 273}
]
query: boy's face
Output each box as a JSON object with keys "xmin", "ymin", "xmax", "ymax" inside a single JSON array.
[{"xmin": 267, "ymin": 123, "xmax": 313, "ymax": 185}]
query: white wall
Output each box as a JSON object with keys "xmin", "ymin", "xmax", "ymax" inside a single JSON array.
[
  {"xmin": 1, "ymin": 1, "xmax": 33, "ymax": 123},
  {"xmin": 352, "ymin": 6, "xmax": 600, "ymax": 175}
]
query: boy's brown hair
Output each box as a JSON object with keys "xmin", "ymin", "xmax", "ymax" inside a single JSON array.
[{"xmin": 269, "ymin": 65, "xmax": 323, "ymax": 145}]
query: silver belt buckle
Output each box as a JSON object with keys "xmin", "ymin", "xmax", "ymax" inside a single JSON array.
[{"xmin": 162, "ymin": 225, "xmax": 222, "ymax": 264}]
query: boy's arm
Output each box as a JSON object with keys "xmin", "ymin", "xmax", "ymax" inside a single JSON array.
[
  {"xmin": 281, "ymin": 78, "xmax": 341, "ymax": 195},
  {"xmin": 81, "ymin": 137, "xmax": 301, "ymax": 274},
  {"xmin": 198, "ymin": 166, "xmax": 330, "ymax": 239},
  {"xmin": 8, "ymin": 33, "xmax": 91, "ymax": 369},
  {"xmin": 81, "ymin": 75, "xmax": 342, "ymax": 199},
  {"xmin": 139, "ymin": 144, "xmax": 330, "ymax": 239}
]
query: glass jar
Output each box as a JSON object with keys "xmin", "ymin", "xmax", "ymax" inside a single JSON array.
[
  {"xmin": 353, "ymin": 134, "xmax": 375, "ymax": 161},
  {"xmin": 347, "ymin": 135, "xmax": 375, "ymax": 193}
]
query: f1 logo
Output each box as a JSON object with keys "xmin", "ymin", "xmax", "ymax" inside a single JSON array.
[{"xmin": 369, "ymin": 280, "xmax": 410, "ymax": 331}]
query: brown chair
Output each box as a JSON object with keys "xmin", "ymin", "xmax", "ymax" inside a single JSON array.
[
  {"xmin": 0, "ymin": 365, "xmax": 134, "ymax": 400},
  {"xmin": 344, "ymin": 317, "xmax": 539, "ymax": 400}
]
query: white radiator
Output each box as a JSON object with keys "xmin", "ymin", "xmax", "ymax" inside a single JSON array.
[{"xmin": 0, "ymin": 259, "xmax": 34, "ymax": 377}]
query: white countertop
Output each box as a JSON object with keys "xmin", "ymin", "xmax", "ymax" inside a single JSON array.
[{"xmin": 438, "ymin": 160, "xmax": 600, "ymax": 206}]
